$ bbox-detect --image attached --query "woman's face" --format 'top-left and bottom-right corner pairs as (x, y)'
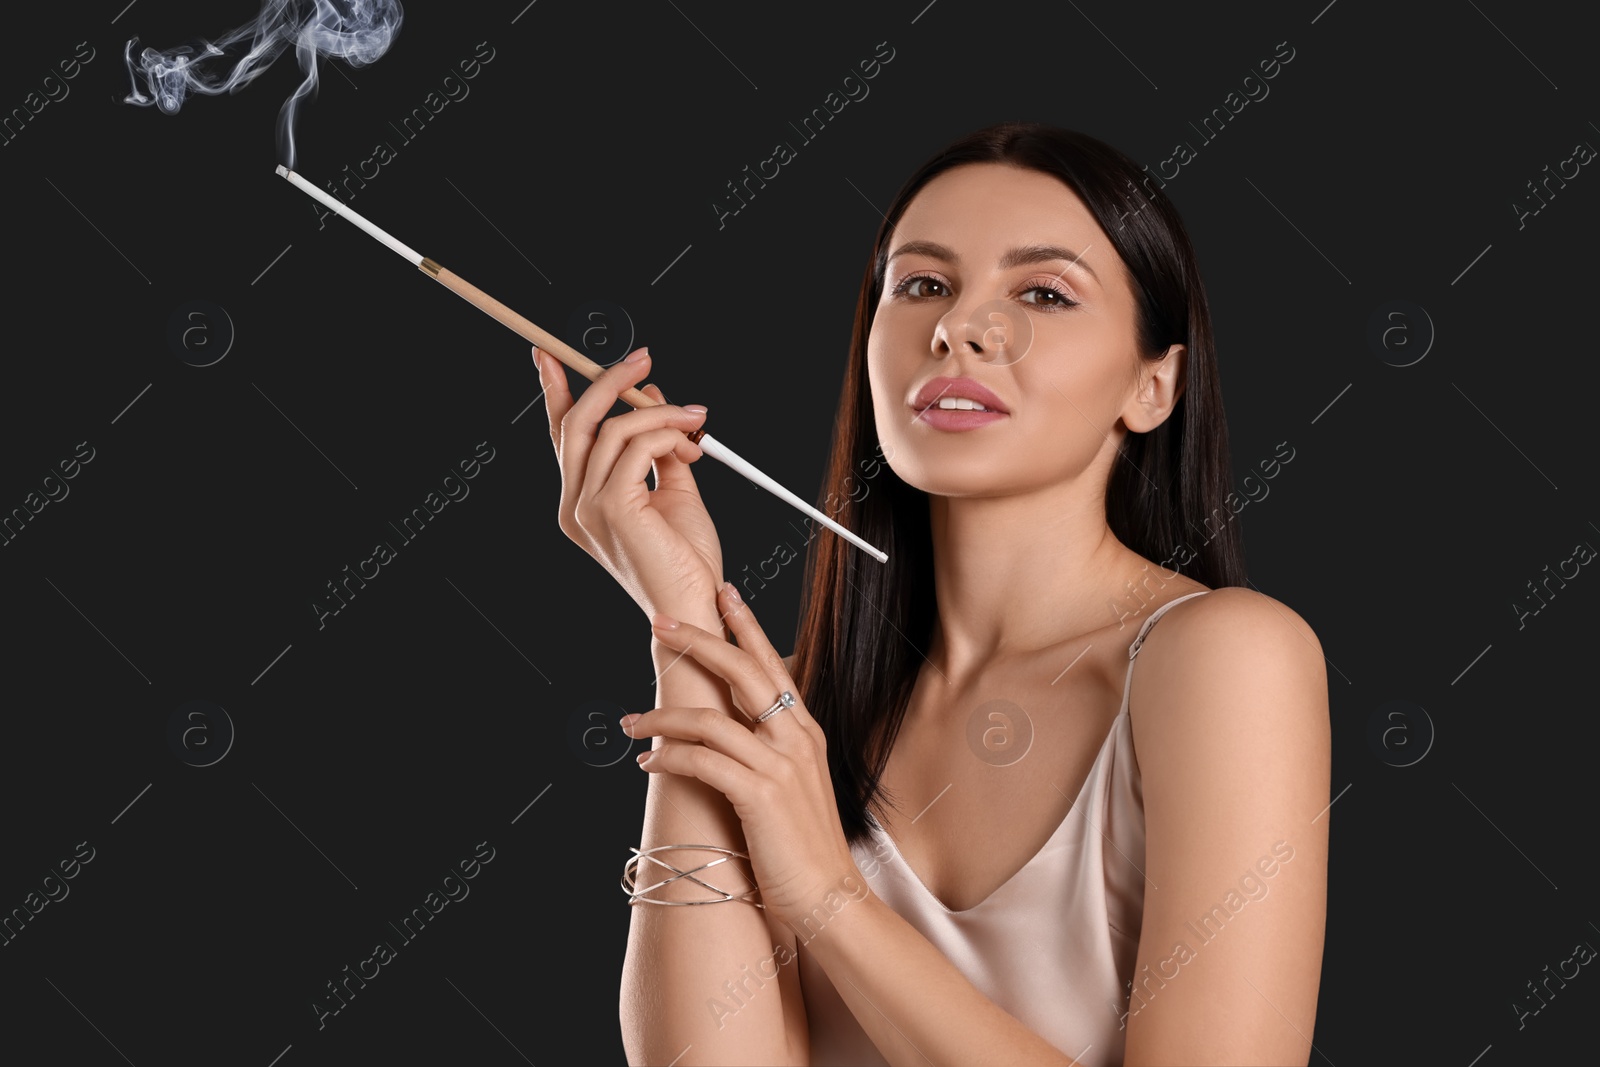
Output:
(868, 162), (1180, 499)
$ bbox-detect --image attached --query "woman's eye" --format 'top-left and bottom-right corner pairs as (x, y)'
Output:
(1020, 284), (1077, 309)
(895, 275), (948, 298)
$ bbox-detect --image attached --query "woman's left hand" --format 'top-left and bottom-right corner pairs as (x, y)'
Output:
(622, 582), (865, 929)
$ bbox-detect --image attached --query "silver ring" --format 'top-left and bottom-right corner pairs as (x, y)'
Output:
(755, 690), (795, 724)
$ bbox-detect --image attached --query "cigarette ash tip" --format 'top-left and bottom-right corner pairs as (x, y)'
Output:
(275, 164), (289, 178)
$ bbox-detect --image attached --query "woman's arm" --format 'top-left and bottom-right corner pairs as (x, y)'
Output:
(619, 612), (809, 1066)
(628, 599), (1077, 1066)
(1122, 587), (1331, 1064)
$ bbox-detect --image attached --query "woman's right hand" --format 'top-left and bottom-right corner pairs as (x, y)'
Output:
(537, 344), (725, 621)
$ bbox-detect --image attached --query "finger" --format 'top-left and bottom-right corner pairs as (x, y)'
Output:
(623, 706), (773, 768)
(635, 734), (765, 808)
(639, 384), (708, 497)
(714, 583), (821, 736)
(720, 583), (799, 687)
(536, 346), (575, 453)
(554, 348), (656, 519)
(584, 426), (707, 517)
(582, 402), (708, 500)
(649, 611), (791, 728)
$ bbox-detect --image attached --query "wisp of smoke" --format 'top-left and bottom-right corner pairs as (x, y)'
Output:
(122, 0), (403, 170)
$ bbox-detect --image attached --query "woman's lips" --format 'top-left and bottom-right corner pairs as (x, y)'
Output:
(911, 405), (1009, 431)
(911, 377), (1010, 414)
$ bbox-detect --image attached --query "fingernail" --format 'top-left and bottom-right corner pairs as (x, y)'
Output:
(722, 582), (742, 604)
(684, 404), (707, 415)
(619, 713), (639, 728)
(625, 347), (650, 364)
(651, 613), (680, 631)
(636, 751), (653, 766)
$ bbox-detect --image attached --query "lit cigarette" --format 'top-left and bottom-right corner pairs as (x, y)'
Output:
(276, 166), (888, 564)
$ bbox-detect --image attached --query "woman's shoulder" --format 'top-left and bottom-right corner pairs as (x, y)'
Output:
(1131, 584), (1328, 737)
(1152, 584), (1322, 653)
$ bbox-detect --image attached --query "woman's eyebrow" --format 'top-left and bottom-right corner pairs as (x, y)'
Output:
(887, 240), (1099, 283)
(999, 243), (1099, 284)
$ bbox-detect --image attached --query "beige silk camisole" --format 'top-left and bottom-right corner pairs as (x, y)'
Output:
(799, 589), (1212, 1066)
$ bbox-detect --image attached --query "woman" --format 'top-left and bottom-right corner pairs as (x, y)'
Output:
(538, 122), (1330, 1066)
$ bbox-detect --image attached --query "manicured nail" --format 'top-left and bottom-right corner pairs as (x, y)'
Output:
(684, 404), (707, 415)
(722, 582), (742, 604)
(636, 751), (653, 766)
(625, 347), (650, 364)
(651, 613), (680, 631)
(619, 713), (640, 728)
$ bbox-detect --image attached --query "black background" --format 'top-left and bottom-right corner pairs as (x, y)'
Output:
(1, 1), (1595, 1064)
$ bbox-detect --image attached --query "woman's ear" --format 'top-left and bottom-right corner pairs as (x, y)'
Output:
(1123, 343), (1186, 433)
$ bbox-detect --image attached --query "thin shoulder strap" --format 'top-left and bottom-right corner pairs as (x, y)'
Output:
(1127, 590), (1212, 661)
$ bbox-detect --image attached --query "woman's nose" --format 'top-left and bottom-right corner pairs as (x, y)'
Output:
(934, 298), (1031, 364)
(933, 297), (990, 358)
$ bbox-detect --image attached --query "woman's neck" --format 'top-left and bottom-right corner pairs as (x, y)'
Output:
(924, 487), (1148, 682)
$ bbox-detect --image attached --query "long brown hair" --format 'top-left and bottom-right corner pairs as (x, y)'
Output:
(790, 122), (1249, 847)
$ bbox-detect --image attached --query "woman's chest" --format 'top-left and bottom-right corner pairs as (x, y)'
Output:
(871, 655), (1127, 912)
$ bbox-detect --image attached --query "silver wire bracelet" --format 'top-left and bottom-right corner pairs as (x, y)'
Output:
(621, 844), (764, 907)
